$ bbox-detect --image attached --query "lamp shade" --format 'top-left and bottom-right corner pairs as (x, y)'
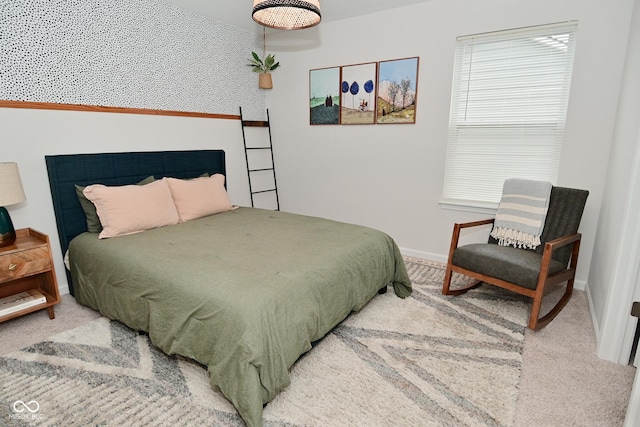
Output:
(253, 0), (321, 30)
(0, 162), (26, 207)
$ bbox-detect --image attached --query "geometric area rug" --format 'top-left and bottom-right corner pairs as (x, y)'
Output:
(0, 257), (529, 426)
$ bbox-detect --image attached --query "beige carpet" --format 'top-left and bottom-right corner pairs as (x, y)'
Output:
(0, 258), (635, 426)
(515, 287), (636, 427)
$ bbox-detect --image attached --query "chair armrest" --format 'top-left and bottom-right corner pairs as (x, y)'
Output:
(544, 232), (582, 250)
(456, 218), (495, 230)
(540, 233), (582, 274)
(447, 218), (495, 261)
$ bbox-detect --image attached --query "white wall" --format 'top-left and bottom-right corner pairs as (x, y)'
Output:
(592, 0), (640, 362)
(265, 0), (635, 291)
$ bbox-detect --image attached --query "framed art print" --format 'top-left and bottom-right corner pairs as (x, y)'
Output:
(340, 62), (377, 125)
(377, 57), (419, 124)
(309, 67), (340, 125)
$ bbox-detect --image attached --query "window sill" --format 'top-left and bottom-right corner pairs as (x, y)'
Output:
(438, 199), (498, 215)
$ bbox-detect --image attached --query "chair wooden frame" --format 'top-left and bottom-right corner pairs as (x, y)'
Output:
(442, 218), (582, 330)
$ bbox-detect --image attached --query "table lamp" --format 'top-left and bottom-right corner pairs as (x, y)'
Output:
(0, 162), (26, 247)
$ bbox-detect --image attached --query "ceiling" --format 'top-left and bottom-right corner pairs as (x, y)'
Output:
(159, 0), (432, 33)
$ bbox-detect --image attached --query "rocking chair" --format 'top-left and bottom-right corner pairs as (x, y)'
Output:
(442, 186), (589, 330)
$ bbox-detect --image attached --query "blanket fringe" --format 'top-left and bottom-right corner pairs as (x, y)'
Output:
(490, 226), (541, 249)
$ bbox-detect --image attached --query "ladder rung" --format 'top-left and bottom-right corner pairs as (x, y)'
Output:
(246, 146), (271, 150)
(242, 120), (269, 127)
(249, 168), (274, 172)
(252, 189), (276, 194)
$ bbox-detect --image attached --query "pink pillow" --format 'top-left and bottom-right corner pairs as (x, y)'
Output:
(165, 174), (233, 222)
(83, 179), (179, 239)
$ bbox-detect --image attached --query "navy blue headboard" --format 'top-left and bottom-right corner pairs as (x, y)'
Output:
(45, 150), (226, 294)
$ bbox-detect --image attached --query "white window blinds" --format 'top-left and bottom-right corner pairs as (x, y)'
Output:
(442, 22), (578, 205)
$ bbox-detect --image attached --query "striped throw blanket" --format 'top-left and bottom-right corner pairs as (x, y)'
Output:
(490, 179), (552, 249)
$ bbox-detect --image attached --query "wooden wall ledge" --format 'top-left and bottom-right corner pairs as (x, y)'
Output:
(0, 100), (240, 120)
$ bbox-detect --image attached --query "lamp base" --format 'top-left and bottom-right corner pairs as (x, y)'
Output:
(0, 206), (17, 248)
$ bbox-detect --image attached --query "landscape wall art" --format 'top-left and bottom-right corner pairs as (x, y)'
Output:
(309, 67), (340, 125)
(309, 56), (419, 125)
(340, 62), (377, 125)
(377, 57), (419, 124)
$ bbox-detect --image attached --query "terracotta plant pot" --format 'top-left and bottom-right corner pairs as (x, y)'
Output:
(259, 73), (273, 89)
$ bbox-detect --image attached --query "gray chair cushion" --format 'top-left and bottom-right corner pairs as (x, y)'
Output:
(453, 243), (566, 290)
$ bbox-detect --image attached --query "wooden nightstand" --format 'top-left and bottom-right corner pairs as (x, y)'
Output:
(0, 228), (61, 322)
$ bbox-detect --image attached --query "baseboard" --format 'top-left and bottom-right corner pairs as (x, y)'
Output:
(58, 282), (70, 296)
(399, 247), (447, 265)
(585, 281), (601, 342)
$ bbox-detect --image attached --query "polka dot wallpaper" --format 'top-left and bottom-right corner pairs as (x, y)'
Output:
(0, 0), (266, 118)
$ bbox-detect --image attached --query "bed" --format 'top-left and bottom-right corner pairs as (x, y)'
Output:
(45, 149), (412, 427)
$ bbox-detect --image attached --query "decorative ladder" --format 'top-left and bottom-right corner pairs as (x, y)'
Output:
(240, 107), (280, 211)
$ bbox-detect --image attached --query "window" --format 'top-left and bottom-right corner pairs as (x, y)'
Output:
(442, 22), (578, 208)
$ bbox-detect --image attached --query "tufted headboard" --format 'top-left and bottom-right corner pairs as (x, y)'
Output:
(45, 150), (226, 293)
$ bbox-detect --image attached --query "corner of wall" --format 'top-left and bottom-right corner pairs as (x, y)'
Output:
(584, 280), (602, 342)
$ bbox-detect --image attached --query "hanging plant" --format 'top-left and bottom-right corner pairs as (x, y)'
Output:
(247, 52), (280, 89)
(247, 52), (280, 73)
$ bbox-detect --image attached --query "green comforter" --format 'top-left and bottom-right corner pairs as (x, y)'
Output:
(69, 207), (412, 426)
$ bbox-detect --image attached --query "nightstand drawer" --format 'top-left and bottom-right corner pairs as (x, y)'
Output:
(0, 247), (51, 284)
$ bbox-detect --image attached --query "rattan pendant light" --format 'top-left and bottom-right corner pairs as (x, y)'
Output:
(252, 0), (321, 30)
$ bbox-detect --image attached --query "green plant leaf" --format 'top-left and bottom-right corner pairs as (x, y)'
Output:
(264, 54), (275, 68)
(247, 52), (281, 73)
